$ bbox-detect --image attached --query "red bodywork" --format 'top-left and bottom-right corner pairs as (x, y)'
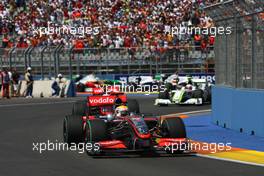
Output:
(81, 88), (188, 153)
(86, 88), (127, 116)
(82, 114), (188, 151)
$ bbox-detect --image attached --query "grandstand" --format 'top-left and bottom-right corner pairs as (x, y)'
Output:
(0, 0), (226, 77)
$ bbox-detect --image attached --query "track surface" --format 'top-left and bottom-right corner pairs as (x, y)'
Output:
(0, 97), (263, 176)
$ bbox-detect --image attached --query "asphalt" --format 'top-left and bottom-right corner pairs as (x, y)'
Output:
(0, 96), (263, 176)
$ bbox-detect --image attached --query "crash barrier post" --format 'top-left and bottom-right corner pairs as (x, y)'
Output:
(40, 46), (48, 80)
(212, 86), (264, 137)
(19, 80), (73, 98)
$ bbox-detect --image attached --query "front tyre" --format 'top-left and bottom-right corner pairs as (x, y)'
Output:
(161, 117), (186, 138)
(63, 115), (84, 145)
(85, 119), (108, 156)
(161, 117), (187, 154)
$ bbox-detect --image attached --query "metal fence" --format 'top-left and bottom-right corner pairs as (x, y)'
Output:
(205, 0), (264, 89)
(0, 45), (214, 78)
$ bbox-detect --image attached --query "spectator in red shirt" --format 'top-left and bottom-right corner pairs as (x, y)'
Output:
(201, 39), (208, 53)
(16, 37), (28, 48)
(2, 34), (9, 48)
(209, 36), (215, 50)
(194, 34), (202, 50)
(74, 39), (85, 54)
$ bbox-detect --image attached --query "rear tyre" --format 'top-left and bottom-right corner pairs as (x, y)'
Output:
(63, 115), (84, 145)
(127, 99), (140, 113)
(157, 90), (170, 106)
(192, 89), (203, 99)
(203, 87), (212, 103)
(72, 100), (88, 116)
(85, 119), (108, 156)
(165, 83), (173, 92)
(191, 89), (203, 105)
(158, 90), (170, 99)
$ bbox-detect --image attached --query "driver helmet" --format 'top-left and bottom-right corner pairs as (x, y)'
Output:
(172, 78), (179, 85)
(115, 105), (129, 117)
(186, 84), (193, 90)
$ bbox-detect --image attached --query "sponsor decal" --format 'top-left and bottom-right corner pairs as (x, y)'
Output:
(89, 96), (115, 105)
(93, 88), (104, 94)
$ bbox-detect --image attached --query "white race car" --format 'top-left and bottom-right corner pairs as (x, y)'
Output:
(155, 78), (212, 106)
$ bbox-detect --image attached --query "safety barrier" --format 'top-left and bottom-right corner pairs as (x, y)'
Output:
(0, 46), (215, 77)
(212, 86), (264, 137)
(19, 80), (74, 98)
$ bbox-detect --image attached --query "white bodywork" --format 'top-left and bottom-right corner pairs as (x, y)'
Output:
(128, 76), (154, 85)
(155, 78), (207, 106)
(78, 74), (98, 84)
(155, 97), (203, 105)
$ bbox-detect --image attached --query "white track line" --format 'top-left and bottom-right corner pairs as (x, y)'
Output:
(196, 154), (264, 167)
(163, 109), (211, 116)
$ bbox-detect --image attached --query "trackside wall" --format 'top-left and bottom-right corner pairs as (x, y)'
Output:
(19, 80), (75, 97)
(212, 86), (264, 137)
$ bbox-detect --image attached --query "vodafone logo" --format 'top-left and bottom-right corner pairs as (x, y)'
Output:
(89, 97), (115, 104)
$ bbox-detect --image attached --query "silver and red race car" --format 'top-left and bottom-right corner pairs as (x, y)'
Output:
(63, 88), (188, 156)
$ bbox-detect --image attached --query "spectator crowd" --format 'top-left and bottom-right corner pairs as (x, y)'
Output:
(0, 0), (224, 50)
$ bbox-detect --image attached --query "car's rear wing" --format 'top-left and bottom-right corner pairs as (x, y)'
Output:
(91, 86), (124, 95)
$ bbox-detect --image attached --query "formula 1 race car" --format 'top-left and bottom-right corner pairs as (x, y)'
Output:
(63, 89), (188, 156)
(155, 78), (212, 106)
(76, 74), (123, 93)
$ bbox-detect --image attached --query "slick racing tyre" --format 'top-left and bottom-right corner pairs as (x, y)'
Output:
(165, 83), (173, 92)
(157, 90), (170, 106)
(63, 115), (84, 145)
(158, 90), (170, 99)
(85, 119), (108, 156)
(203, 86), (212, 103)
(72, 100), (88, 116)
(161, 117), (186, 138)
(192, 89), (203, 99)
(127, 99), (140, 113)
(161, 117), (187, 154)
